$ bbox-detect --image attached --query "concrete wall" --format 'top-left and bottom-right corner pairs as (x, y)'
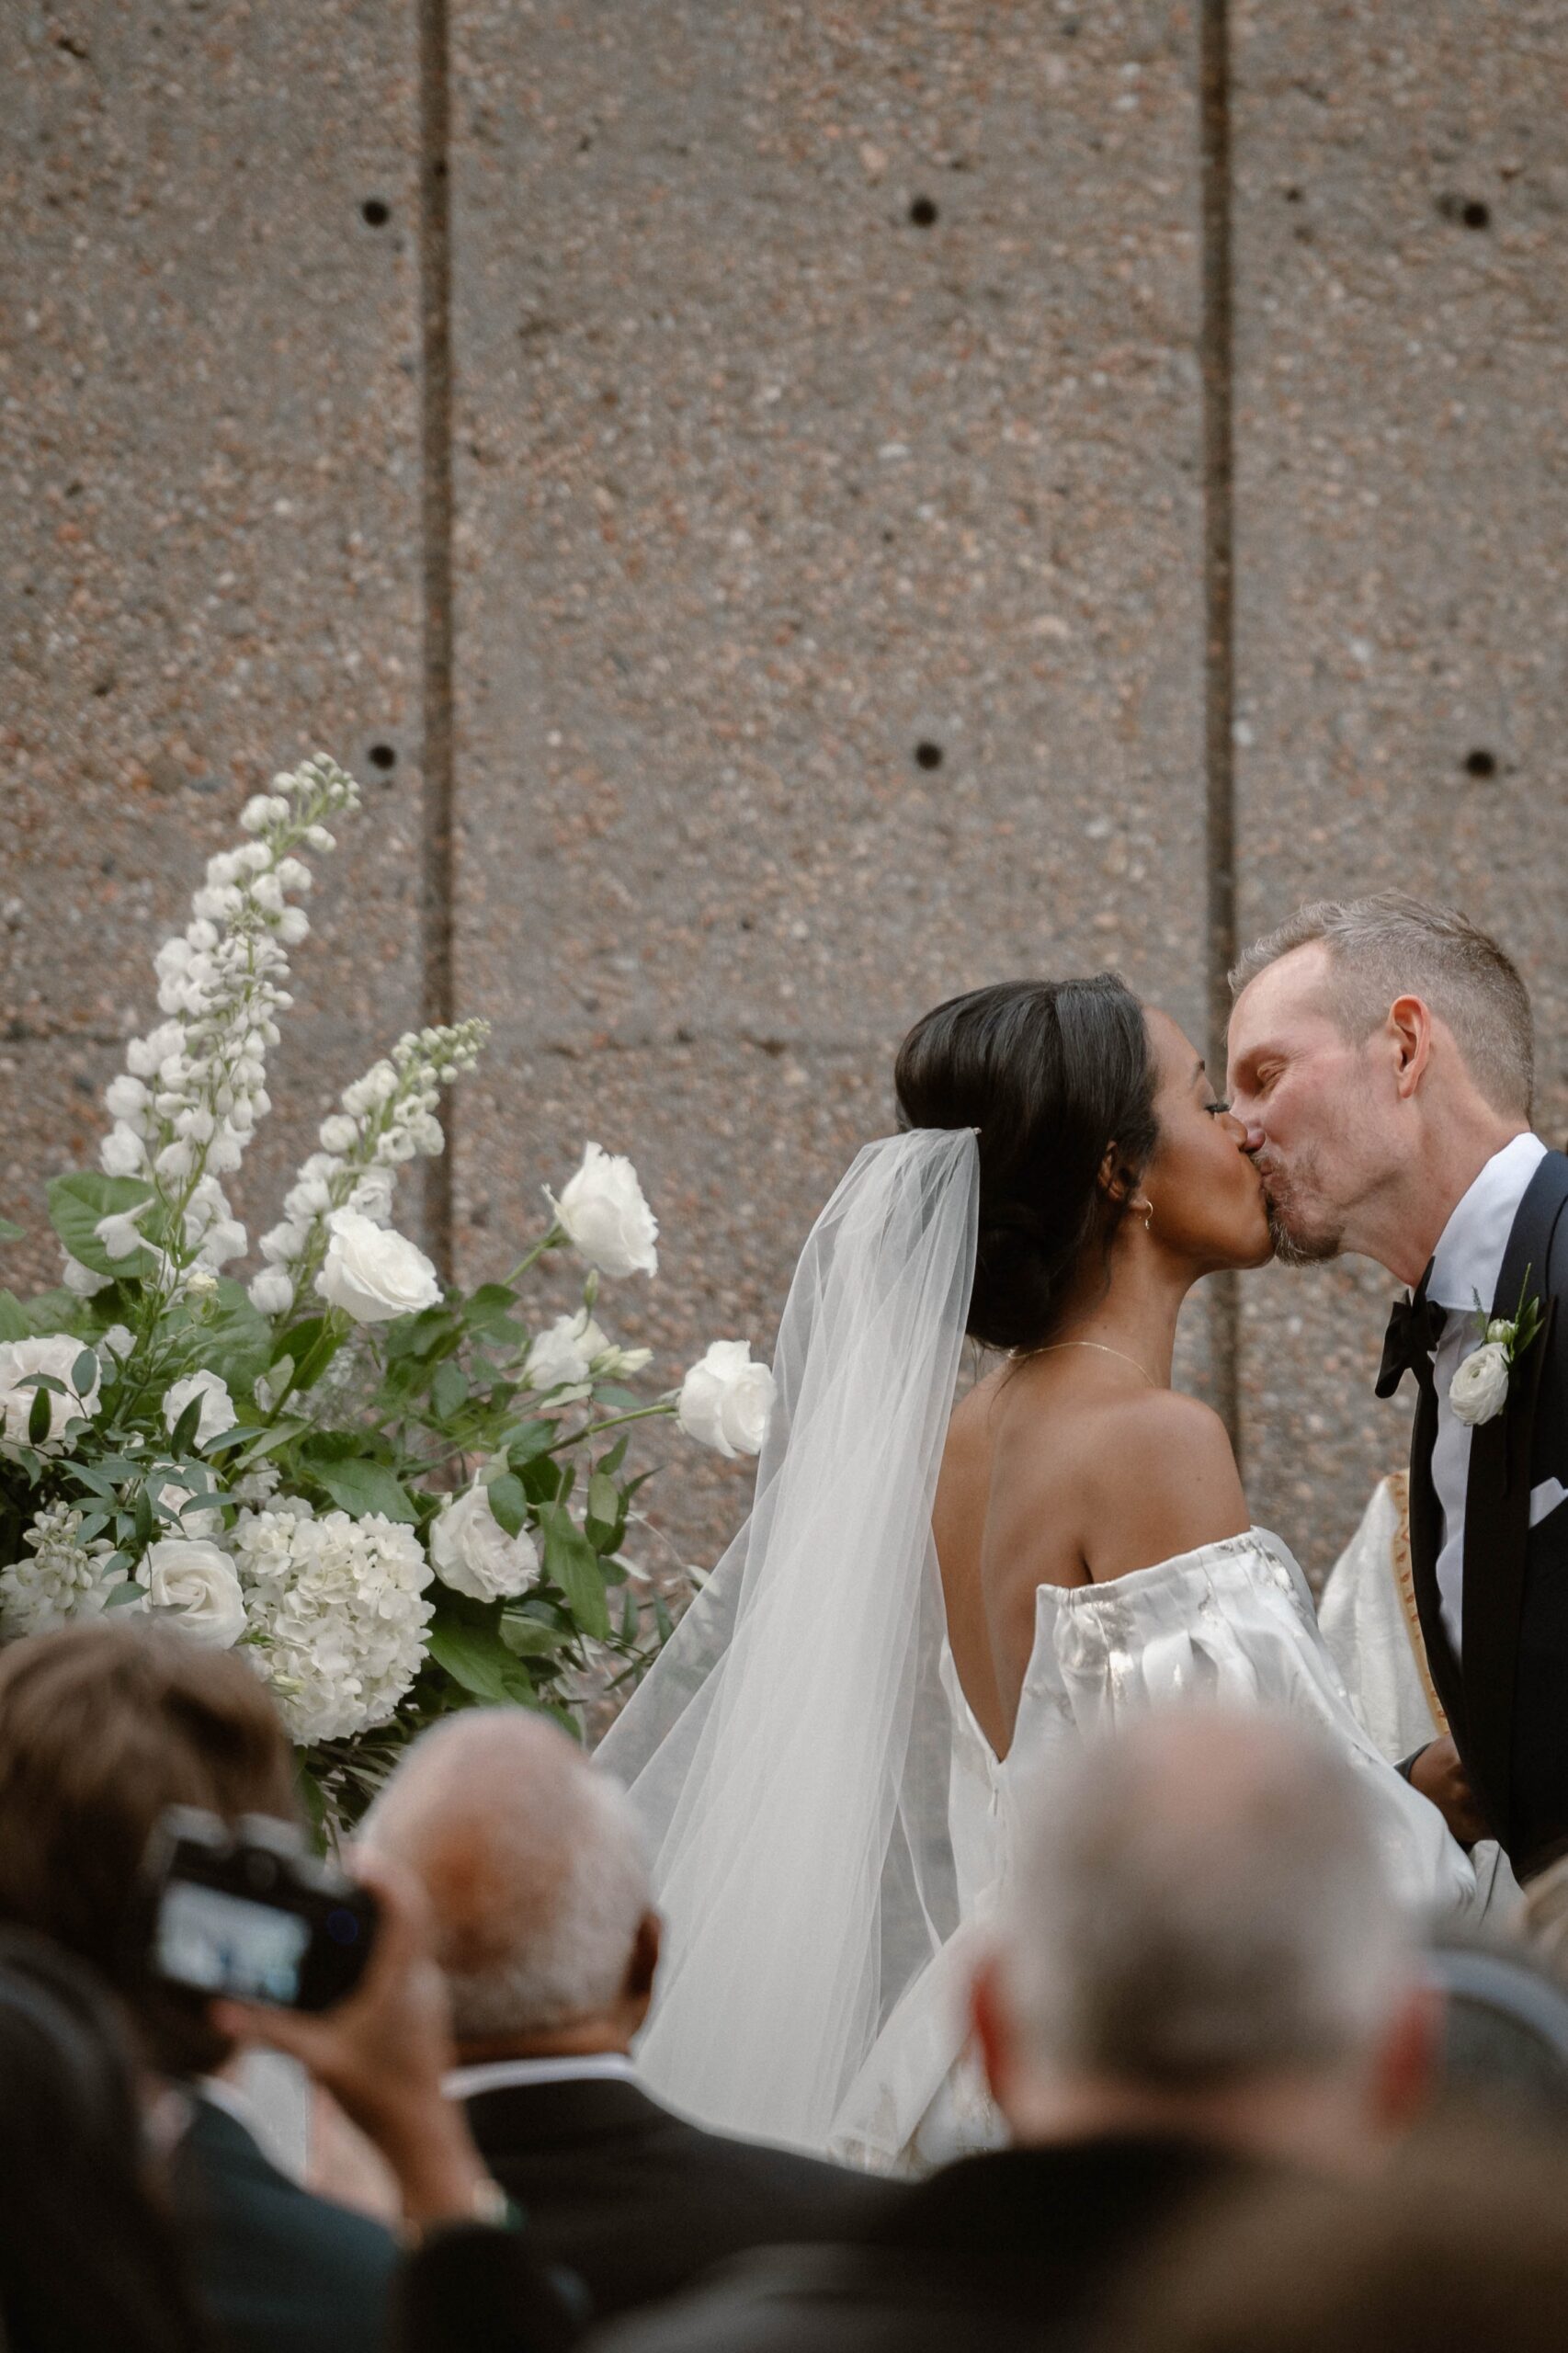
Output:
(4, 2), (1562, 1581)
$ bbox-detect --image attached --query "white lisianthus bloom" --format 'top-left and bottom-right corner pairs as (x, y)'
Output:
(163, 1370), (238, 1449)
(0, 1337), (102, 1449)
(154, 1481), (225, 1542)
(430, 1482), (542, 1602)
(528, 1310), (607, 1392)
(101, 1123), (147, 1178)
(99, 1325), (136, 1362)
(1449, 1340), (1512, 1427)
(677, 1340), (777, 1460)
(248, 1267), (295, 1317)
(548, 1142), (659, 1280)
(62, 1256), (111, 1298)
(316, 1209), (441, 1324)
(142, 1539), (247, 1647)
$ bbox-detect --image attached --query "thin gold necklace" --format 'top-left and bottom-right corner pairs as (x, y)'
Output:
(1034, 1340), (1161, 1389)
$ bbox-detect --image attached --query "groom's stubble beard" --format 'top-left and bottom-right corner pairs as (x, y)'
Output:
(1256, 1147), (1346, 1267)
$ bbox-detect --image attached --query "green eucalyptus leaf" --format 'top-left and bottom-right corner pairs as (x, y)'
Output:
(537, 1501), (608, 1640)
(104, 1579), (146, 1611)
(312, 1460), (419, 1525)
(504, 1421), (556, 1468)
(71, 1348), (99, 1396)
(619, 1587), (638, 1643)
(427, 1617), (534, 1705)
(273, 1316), (325, 1370)
(587, 1472), (619, 1529)
(201, 1282), (274, 1390)
(483, 1472), (529, 1540)
(598, 1433), (631, 1478)
(26, 1384), (52, 1446)
(0, 1292), (30, 1344)
(47, 1173), (156, 1279)
(498, 1612), (563, 1658)
(431, 1360), (469, 1423)
(169, 1395), (203, 1458)
(133, 1484), (154, 1546)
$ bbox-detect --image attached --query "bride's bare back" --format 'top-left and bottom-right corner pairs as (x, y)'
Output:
(934, 1352), (1250, 1756)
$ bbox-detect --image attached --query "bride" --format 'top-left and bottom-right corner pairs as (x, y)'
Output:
(597, 975), (1475, 2172)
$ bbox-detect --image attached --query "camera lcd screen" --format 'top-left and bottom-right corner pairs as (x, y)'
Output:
(155, 1879), (312, 2006)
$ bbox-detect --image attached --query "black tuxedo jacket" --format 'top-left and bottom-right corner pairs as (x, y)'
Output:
(463, 2072), (884, 2325)
(1408, 1146), (1568, 1880)
(585, 2134), (1254, 2353)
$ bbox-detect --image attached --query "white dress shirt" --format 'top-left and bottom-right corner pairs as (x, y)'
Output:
(1426, 1132), (1549, 1659)
(444, 2052), (641, 2100)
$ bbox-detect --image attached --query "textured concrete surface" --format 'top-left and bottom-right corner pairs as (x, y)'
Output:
(1231, 0), (1568, 1579)
(1, 1), (426, 1290)
(449, 0), (1213, 1566)
(7, 1), (1563, 1590)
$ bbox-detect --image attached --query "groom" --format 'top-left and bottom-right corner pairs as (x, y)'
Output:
(1226, 892), (1568, 1881)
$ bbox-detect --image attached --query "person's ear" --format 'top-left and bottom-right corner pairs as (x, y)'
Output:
(1388, 995), (1435, 1100)
(1368, 1980), (1442, 2134)
(621, 1910), (662, 2034)
(1097, 1142), (1135, 1208)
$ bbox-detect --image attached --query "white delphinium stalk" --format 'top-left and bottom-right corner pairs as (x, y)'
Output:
(0, 1503), (129, 1637)
(98, 756), (361, 1303)
(251, 1019), (487, 1316)
(232, 1505), (434, 1744)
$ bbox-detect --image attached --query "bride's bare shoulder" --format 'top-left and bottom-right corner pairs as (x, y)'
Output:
(1077, 1389), (1250, 1572)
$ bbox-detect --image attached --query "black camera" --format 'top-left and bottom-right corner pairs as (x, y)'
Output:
(140, 1807), (379, 2013)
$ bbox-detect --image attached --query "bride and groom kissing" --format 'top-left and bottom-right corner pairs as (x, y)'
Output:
(599, 888), (1568, 2171)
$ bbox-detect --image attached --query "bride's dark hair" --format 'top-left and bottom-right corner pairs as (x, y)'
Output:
(894, 975), (1158, 1353)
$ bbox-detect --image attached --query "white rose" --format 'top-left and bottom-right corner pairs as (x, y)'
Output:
(430, 1483), (542, 1602)
(0, 1337), (102, 1449)
(677, 1340), (776, 1460)
(142, 1539), (247, 1648)
(248, 1268), (295, 1317)
(99, 1325), (135, 1362)
(163, 1370), (238, 1449)
(316, 1209), (441, 1324)
(548, 1142), (659, 1280)
(1449, 1340), (1512, 1427)
(528, 1310), (607, 1392)
(154, 1481), (225, 1542)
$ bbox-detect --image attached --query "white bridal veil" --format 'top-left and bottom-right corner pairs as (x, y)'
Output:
(597, 1126), (981, 2154)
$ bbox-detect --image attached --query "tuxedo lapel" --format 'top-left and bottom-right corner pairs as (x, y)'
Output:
(1407, 1380), (1465, 1741)
(1460, 1156), (1568, 1834)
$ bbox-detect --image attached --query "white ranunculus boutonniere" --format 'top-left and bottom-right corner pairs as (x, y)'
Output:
(1449, 1267), (1545, 1428)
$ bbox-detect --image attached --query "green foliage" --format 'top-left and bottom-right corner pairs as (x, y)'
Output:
(47, 1173), (157, 1279)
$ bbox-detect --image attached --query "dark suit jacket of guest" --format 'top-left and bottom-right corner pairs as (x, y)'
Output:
(170, 2094), (399, 2353)
(1407, 1148), (1568, 1878)
(585, 2133), (1251, 2353)
(463, 2071), (885, 2325)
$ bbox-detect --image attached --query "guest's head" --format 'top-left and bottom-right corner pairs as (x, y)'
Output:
(0, 1927), (211, 2352)
(1228, 892), (1532, 1267)
(972, 1708), (1436, 2168)
(363, 1710), (658, 2056)
(0, 1620), (299, 2076)
(1112, 2122), (1568, 2353)
(895, 976), (1269, 1352)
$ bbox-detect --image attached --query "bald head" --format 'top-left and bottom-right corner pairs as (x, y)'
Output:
(364, 1711), (653, 2046)
(999, 1709), (1414, 2092)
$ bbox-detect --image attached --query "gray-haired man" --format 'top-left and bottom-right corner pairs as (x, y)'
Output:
(1228, 892), (1568, 1877)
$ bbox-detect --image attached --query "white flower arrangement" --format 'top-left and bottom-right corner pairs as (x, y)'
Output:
(0, 753), (776, 1831)
(1450, 1270), (1544, 1429)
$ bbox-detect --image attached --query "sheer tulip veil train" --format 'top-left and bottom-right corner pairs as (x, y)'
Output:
(597, 1130), (1477, 2172)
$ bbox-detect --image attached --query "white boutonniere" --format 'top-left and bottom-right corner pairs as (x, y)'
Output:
(1449, 1266), (1545, 1427)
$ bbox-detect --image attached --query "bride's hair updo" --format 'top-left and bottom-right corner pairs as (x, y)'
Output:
(894, 975), (1158, 1354)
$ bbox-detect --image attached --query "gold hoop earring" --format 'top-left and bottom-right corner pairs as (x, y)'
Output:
(1132, 1194), (1154, 1234)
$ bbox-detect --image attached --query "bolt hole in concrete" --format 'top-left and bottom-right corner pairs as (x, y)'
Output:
(361, 198), (391, 227)
(1462, 199), (1491, 229)
(1464, 749), (1497, 779)
(909, 196), (939, 227)
(915, 741), (945, 771)
(368, 742), (397, 774)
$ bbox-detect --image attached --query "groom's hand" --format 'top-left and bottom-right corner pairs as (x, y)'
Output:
(1409, 1736), (1488, 1846)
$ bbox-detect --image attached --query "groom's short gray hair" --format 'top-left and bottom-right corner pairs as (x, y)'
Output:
(1231, 891), (1533, 1119)
(1000, 1710), (1414, 2086)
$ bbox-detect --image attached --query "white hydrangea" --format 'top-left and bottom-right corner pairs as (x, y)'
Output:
(233, 1506), (434, 1745)
(0, 1503), (129, 1638)
(93, 756), (359, 1292)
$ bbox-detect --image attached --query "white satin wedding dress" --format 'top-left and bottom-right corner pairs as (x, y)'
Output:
(599, 1129), (1477, 2177)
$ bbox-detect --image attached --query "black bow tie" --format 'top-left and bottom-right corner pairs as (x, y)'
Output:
(1376, 1280), (1448, 1401)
